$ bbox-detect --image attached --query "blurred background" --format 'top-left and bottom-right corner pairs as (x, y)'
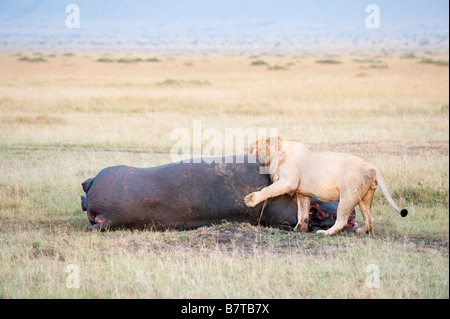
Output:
(0, 0), (448, 52)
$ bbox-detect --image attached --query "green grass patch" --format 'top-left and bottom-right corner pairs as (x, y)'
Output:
(268, 65), (288, 71)
(251, 60), (269, 66)
(18, 57), (47, 63)
(97, 58), (115, 63)
(401, 53), (417, 59)
(420, 58), (449, 67)
(353, 59), (382, 63)
(392, 182), (448, 207)
(116, 58), (140, 64)
(145, 58), (160, 62)
(315, 59), (342, 65)
(362, 64), (389, 69)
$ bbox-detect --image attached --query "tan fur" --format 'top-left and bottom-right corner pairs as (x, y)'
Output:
(244, 136), (405, 235)
(250, 136), (297, 182)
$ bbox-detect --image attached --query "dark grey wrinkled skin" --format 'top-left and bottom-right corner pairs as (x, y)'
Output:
(81, 155), (299, 231)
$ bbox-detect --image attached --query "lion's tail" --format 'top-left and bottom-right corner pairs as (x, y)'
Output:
(375, 168), (408, 217)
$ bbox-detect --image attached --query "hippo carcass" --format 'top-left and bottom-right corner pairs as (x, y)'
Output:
(80, 155), (304, 231)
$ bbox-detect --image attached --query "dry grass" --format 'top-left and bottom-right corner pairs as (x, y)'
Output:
(0, 51), (448, 298)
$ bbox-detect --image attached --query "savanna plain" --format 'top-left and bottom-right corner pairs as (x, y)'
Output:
(0, 50), (448, 298)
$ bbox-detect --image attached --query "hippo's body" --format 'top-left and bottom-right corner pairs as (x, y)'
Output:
(81, 156), (302, 231)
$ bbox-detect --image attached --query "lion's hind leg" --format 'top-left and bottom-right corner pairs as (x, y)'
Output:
(316, 189), (361, 236)
(317, 170), (376, 236)
(357, 177), (377, 234)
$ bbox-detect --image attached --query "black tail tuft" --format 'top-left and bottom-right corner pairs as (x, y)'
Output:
(400, 209), (408, 217)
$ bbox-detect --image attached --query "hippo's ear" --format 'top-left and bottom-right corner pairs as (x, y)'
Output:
(81, 178), (95, 193)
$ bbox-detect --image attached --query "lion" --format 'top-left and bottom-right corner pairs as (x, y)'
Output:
(244, 136), (408, 235)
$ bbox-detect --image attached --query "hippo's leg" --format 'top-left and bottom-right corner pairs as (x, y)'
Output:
(87, 210), (96, 224)
(85, 215), (112, 232)
(86, 223), (102, 231)
(85, 219), (111, 232)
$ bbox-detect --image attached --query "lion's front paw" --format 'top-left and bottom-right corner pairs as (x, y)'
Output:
(244, 193), (258, 208)
(293, 222), (308, 233)
(316, 229), (329, 236)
